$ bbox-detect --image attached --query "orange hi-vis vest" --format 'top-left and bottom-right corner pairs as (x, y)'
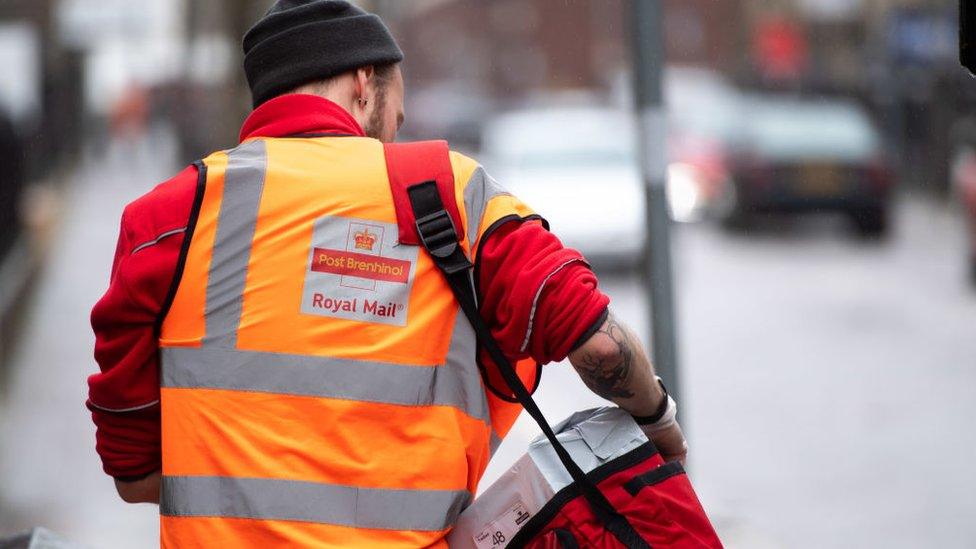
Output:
(157, 135), (539, 547)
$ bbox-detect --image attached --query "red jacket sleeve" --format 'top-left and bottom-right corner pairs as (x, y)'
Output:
(87, 165), (198, 479)
(477, 219), (610, 365)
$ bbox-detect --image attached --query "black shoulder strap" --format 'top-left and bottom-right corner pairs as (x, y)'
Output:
(406, 180), (651, 549)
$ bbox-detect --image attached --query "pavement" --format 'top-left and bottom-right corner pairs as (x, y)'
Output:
(0, 137), (175, 548)
(2, 140), (975, 548)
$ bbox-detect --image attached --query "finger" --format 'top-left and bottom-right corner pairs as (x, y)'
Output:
(662, 450), (687, 465)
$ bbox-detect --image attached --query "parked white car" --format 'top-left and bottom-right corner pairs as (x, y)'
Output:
(482, 106), (645, 267)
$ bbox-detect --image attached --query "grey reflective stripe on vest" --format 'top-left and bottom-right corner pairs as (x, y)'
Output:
(462, 166), (510, 250)
(161, 476), (470, 532)
(161, 307), (489, 421)
(443, 304), (486, 419)
(489, 431), (503, 456)
(204, 140), (267, 349)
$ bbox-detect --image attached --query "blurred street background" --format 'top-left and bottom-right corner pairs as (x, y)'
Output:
(1, 0), (975, 548)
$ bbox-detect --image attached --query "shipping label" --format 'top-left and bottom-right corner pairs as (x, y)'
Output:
(473, 500), (533, 549)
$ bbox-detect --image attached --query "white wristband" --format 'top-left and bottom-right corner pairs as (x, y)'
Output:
(640, 395), (677, 435)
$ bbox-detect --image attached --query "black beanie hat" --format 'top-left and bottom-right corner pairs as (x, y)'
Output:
(243, 0), (403, 108)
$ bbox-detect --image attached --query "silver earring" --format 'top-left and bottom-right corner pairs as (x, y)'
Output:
(359, 97), (368, 107)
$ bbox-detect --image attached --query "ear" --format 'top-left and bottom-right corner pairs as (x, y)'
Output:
(354, 65), (376, 99)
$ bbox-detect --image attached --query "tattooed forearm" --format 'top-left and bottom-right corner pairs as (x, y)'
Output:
(569, 312), (662, 416)
(573, 318), (636, 400)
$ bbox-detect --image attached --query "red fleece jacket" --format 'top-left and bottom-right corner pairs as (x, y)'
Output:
(87, 95), (610, 479)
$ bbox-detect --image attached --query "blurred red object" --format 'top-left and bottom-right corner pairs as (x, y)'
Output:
(753, 17), (809, 83)
(109, 84), (149, 139)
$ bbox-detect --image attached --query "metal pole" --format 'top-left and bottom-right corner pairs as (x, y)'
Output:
(629, 0), (681, 406)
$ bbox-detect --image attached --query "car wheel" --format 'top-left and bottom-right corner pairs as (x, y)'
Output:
(851, 208), (888, 238)
(721, 209), (753, 231)
(718, 181), (752, 231)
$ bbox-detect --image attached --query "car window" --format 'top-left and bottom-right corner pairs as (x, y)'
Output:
(743, 99), (881, 161)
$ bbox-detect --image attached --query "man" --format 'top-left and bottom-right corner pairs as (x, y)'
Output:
(87, 1), (688, 546)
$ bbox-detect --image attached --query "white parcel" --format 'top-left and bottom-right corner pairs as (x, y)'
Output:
(447, 407), (649, 548)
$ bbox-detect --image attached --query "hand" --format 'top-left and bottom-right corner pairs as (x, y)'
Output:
(641, 420), (688, 466)
(115, 470), (161, 504)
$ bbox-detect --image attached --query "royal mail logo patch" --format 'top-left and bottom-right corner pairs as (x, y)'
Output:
(301, 217), (417, 326)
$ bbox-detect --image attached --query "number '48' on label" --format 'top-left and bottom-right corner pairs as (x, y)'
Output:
(473, 501), (532, 549)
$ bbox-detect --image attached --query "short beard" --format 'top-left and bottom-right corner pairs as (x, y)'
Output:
(363, 84), (388, 140)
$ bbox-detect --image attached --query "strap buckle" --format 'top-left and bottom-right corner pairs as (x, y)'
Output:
(415, 209), (472, 275)
(415, 209), (460, 259)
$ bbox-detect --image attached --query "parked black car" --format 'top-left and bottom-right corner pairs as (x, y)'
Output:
(720, 96), (893, 237)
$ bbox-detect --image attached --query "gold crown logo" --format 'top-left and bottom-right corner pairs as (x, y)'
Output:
(354, 229), (377, 251)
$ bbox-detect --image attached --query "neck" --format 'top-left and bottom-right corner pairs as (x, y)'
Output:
(290, 80), (368, 130)
(238, 94), (367, 142)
